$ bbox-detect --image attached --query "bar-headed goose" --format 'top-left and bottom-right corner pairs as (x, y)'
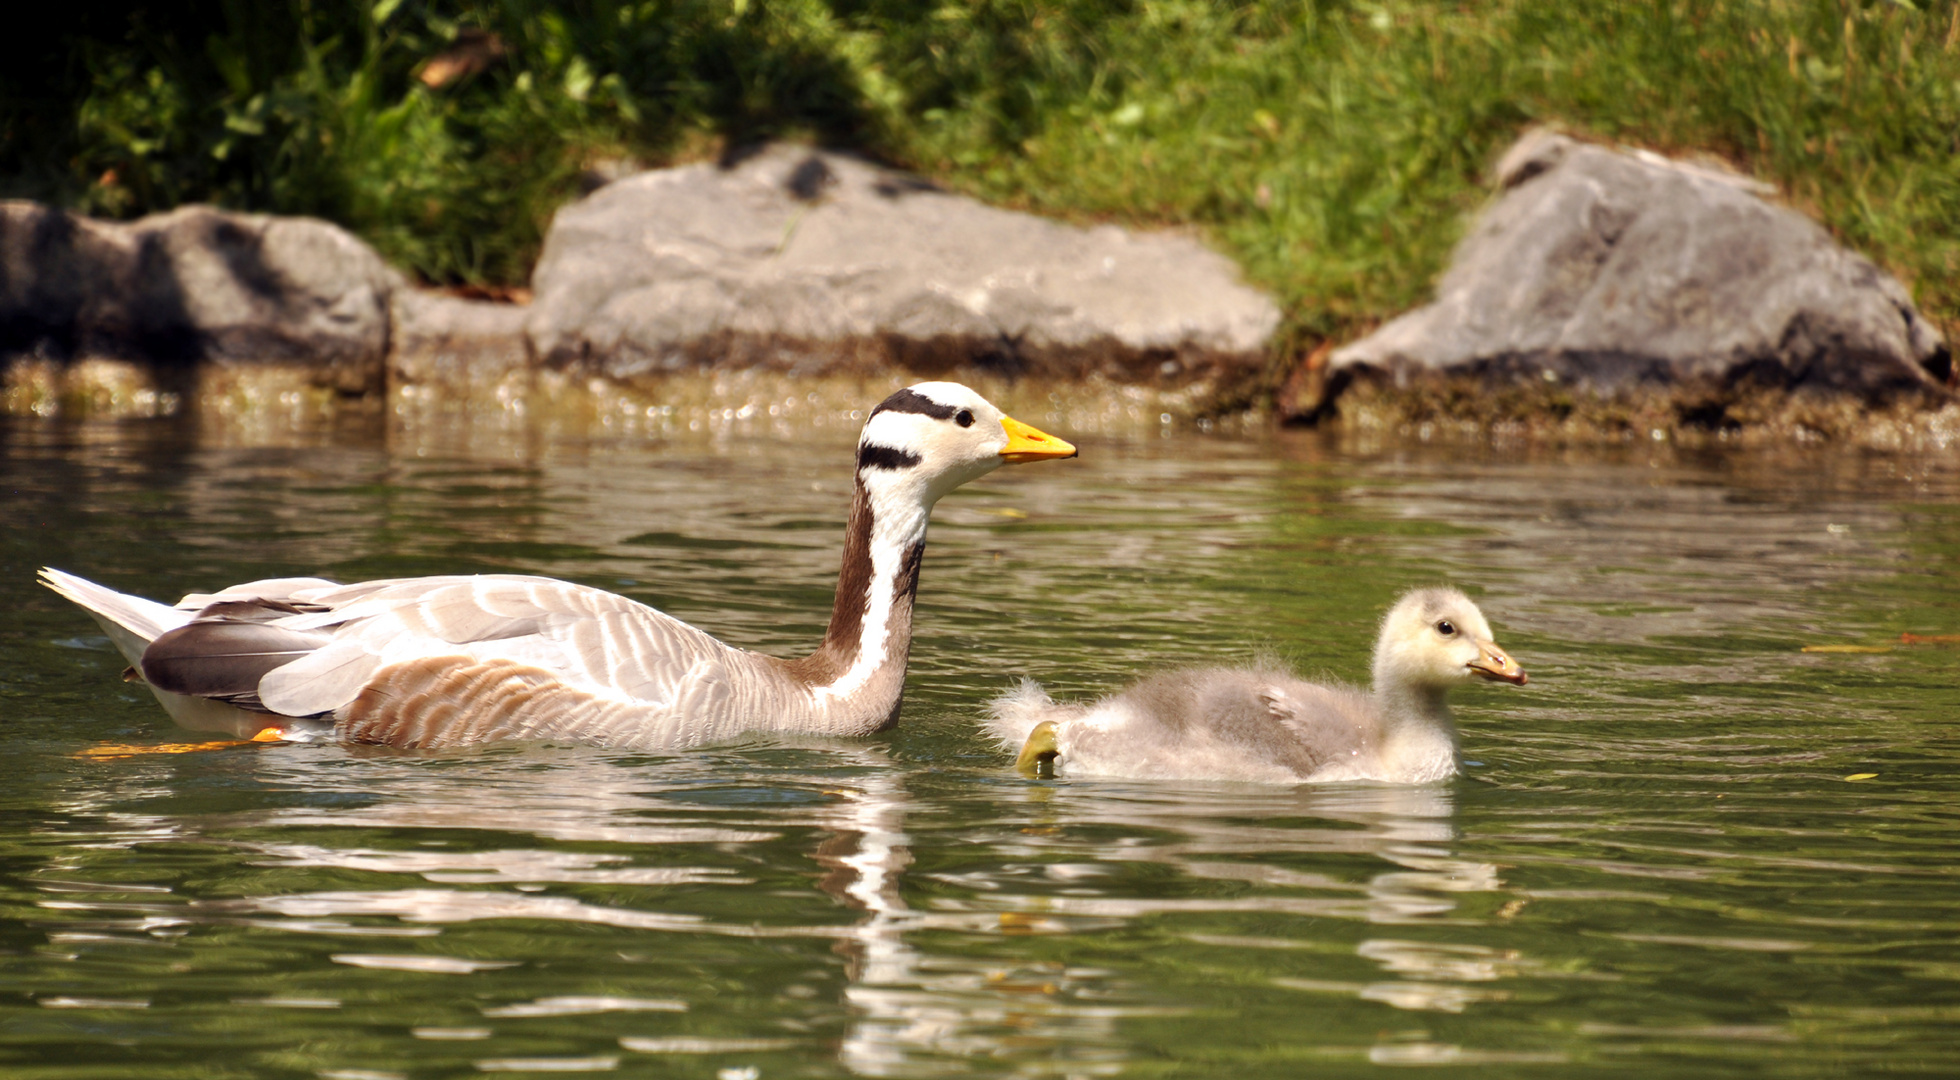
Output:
(988, 587), (1526, 784)
(44, 382), (1076, 751)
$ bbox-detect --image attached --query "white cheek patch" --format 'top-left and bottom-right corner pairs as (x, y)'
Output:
(858, 410), (930, 451)
(857, 413), (944, 479)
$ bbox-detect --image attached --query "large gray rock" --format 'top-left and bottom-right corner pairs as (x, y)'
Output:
(1329, 131), (1950, 403)
(0, 202), (397, 393)
(527, 144), (1280, 385)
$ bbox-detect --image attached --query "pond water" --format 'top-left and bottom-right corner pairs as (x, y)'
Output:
(2, 401), (1958, 1078)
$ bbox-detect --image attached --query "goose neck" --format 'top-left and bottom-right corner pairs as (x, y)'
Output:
(800, 475), (934, 727)
(1371, 678), (1459, 779)
(1371, 674), (1458, 741)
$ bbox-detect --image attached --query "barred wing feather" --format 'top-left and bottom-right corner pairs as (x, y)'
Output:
(251, 576), (750, 732)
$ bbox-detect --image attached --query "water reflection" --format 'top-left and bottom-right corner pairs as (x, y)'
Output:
(1346, 454), (1910, 657)
(9, 415), (1960, 1075)
(26, 739), (1536, 1074)
(979, 781), (1489, 923)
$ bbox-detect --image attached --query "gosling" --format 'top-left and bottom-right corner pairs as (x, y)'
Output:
(986, 587), (1527, 784)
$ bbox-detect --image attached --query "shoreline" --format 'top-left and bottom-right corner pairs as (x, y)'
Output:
(8, 357), (1958, 457)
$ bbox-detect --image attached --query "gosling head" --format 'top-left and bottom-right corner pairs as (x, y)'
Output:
(1373, 587), (1528, 692)
(856, 382), (1078, 505)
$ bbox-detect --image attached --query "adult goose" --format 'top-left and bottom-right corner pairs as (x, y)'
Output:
(988, 587), (1527, 784)
(44, 382), (1076, 751)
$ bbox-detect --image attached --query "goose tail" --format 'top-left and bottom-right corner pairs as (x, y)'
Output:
(41, 567), (302, 739)
(39, 567), (193, 666)
(984, 678), (1076, 750)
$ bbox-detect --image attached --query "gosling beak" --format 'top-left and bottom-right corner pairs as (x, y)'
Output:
(1000, 415), (1078, 463)
(1467, 640), (1529, 685)
(1016, 721), (1062, 779)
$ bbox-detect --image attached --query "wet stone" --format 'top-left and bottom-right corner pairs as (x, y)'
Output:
(524, 144), (1281, 393)
(1321, 131), (1953, 432)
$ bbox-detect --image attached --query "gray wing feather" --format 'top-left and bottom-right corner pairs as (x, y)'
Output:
(51, 569), (744, 736)
(410, 581), (545, 643)
(141, 621), (334, 710)
(1259, 679), (1374, 773)
(175, 578), (344, 609)
(260, 575), (728, 718)
(258, 645), (385, 717)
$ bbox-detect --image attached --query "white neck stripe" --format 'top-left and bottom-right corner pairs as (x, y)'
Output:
(814, 476), (931, 703)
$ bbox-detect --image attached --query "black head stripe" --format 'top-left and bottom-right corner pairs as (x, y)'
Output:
(858, 443), (923, 471)
(870, 387), (958, 421)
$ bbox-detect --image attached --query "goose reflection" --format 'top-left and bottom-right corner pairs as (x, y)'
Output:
(791, 749), (1150, 1077)
(826, 775), (1517, 1074)
(976, 779), (1495, 926)
(30, 744), (1145, 1075)
(29, 746), (1521, 1075)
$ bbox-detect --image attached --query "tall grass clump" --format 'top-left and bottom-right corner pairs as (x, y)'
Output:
(8, 1), (1959, 345)
(875, 1), (1960, 343)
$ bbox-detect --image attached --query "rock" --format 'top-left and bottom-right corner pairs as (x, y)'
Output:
(0, 170), (1284, 421)
(389, 289), (532, 393)
(0, 202), (397, 394)
(1327, 132), (1950, 419)
(527, 144), (1279, 389)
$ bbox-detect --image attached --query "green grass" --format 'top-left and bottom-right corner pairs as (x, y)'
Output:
(10, 1), (1960, 353)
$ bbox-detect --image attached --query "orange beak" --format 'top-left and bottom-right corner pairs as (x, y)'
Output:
(1467, 639), (1528, 685)
(999, 415), (1078, 463)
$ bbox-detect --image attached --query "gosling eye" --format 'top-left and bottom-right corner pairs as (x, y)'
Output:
(955, 409), (975, 428)
(1436, 620), (1457, 637)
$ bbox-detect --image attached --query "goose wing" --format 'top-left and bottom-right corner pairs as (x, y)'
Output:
(1252, 677), (1375, 776)
(145, 575), (745, 741)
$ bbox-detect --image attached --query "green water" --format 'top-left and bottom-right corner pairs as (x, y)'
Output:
(3, 411), (1958, 1078)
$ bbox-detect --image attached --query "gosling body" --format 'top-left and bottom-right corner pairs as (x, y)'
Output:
(988, 587), (1526, 784)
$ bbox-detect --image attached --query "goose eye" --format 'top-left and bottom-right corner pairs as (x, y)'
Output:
(955, 409), (975, 428)
(1436, 620), (1456, 637)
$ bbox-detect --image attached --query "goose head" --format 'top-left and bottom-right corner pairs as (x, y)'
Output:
(856, 382), (1077, 506)
(1372, 587), (1528, 693)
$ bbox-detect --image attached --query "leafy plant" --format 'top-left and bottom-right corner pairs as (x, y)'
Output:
(6, 0), (1956, 344)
